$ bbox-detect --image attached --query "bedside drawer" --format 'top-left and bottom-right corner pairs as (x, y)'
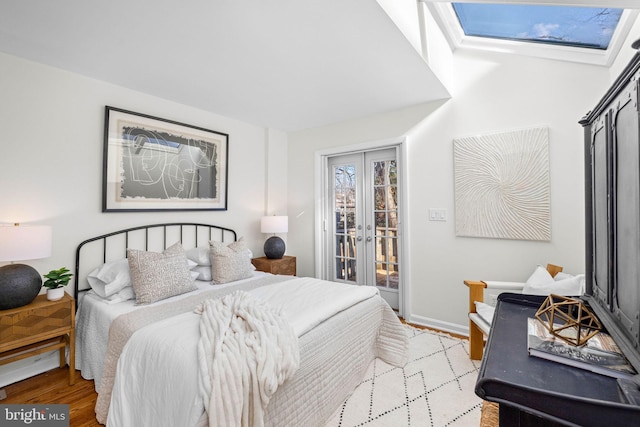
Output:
(251, 256), (296, 276)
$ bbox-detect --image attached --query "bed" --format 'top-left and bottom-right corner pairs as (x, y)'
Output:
(74, 223), (408, 427)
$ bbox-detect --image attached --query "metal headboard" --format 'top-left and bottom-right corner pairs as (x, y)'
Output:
(74, 223), (237, 301)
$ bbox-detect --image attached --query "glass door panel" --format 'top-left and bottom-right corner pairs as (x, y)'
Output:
(331, 158), (362, 284)
(368, 153), (399, 307)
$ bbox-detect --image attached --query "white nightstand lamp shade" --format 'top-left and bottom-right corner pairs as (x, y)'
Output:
(261, 216), (288, 259)
(0, 224), (52, 310)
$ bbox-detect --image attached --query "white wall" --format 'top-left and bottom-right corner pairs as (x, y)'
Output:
(0, 52), (286, 384)
(289, 41), (613, 334)
(0, 51), (285, 275)
(405, 48), (609, 331)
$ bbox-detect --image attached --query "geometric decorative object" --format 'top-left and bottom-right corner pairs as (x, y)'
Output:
(453, 126), (550, 241)
(535, 294), (602, 346)
(0, 224), (52, 310)
(261, 216), (288, 259)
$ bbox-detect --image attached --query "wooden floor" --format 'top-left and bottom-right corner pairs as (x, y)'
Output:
(0, 321), (468, 427)
(1, 368), (100, 427)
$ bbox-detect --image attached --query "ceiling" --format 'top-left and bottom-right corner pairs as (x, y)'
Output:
(0, 0), (450, 131)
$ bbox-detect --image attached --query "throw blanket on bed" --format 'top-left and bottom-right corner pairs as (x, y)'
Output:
(95, 275), (289, 425)
(196, 291), (299, 427)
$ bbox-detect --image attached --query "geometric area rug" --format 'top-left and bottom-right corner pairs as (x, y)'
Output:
(324, 326), (483, 427)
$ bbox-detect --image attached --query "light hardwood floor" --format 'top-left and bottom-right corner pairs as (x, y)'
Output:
(1, 368), (99, 427)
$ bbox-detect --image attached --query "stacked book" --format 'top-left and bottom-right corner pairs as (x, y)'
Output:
(527, 317), (637, 379)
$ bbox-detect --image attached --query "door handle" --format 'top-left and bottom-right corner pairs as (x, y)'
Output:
(357, 236), (363, 242)
(366, 236), (372, 242)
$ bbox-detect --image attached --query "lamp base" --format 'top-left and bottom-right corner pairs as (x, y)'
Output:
(264, 236), (285, 259)
(0, 264), (42, 310)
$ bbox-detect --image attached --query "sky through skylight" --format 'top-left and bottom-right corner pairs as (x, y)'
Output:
(452, 4), (623, 50)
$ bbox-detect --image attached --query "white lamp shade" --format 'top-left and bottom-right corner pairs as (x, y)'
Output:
(261, 216), (288, 234)
(0, 224), (52, 262)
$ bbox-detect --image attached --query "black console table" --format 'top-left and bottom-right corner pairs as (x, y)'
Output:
(475, 293), (640, 426)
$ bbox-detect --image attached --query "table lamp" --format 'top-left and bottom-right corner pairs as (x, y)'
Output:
(0, 224), (52, 310)
(261, 216), (288, 259)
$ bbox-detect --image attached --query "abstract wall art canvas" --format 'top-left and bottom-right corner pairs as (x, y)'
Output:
(103, 107), (228, 211)
(453, 127), (550, 241)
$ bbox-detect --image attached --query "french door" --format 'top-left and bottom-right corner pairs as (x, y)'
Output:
(326, 148), (400, 310)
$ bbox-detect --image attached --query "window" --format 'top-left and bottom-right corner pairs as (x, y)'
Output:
(452, 4), (623, 50)
(424, 1), (639, 66)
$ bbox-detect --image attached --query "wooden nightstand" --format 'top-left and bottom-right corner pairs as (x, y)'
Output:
(0, 293), (75, 385)
(251, 256), (296, 276)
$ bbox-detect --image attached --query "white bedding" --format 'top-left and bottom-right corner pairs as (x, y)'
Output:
(76, 274), (407, 427)
(76, 272), (273, 389)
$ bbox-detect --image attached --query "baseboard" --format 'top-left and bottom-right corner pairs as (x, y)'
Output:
(408, 314), (469, 337)
(0, 350), (59, 388)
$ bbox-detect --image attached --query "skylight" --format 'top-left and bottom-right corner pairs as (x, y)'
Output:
(423, 1), (638, 66)
(452, 4), (623, 50)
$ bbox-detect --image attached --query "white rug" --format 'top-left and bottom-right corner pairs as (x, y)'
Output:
(325, 326), (483, 427)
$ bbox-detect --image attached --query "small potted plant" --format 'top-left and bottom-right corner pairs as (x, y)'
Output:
(43, 267), (72, 301)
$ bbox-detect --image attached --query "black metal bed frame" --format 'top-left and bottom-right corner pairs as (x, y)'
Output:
(74, 223), (236, 301)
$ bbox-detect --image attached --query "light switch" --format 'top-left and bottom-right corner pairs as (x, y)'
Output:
(429, 208), (447, 221)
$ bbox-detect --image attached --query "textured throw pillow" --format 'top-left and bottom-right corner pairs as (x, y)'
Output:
(128, 243), (197, 305)
(87, 259), (131, 298)
(209, 238), (254, 284)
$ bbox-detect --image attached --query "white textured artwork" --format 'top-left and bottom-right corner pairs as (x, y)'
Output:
(453, 127), (550, 241)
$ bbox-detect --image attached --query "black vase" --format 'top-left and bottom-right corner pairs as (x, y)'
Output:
(0, 264), (42, 310)
(264, 236), (285, 259)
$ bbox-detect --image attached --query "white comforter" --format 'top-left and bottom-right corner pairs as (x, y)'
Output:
(105, 277), (382, 427)
(76, 276), (258, 389)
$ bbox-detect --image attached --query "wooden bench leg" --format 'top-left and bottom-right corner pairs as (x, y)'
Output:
(469, 321), (484, 360)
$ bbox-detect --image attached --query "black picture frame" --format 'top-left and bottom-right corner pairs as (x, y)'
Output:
(102, 106), (229, 212)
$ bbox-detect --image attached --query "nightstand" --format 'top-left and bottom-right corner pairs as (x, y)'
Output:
(0, 293), (75, 385)
(251, 256), (296, 276)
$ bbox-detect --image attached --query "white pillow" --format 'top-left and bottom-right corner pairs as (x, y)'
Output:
(193, 265), (212, 281)
(549, 274), (585, 296)
(87, 259), (131, 298)
(553, 272), (573, 281)
(186, 246), (211, 266)
(93, 286), (136, 304)
(523, 265), (584, 296)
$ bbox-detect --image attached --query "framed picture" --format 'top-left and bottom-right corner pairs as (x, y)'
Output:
(453, 126), (550, 241)
(102, 106), (228, 212)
